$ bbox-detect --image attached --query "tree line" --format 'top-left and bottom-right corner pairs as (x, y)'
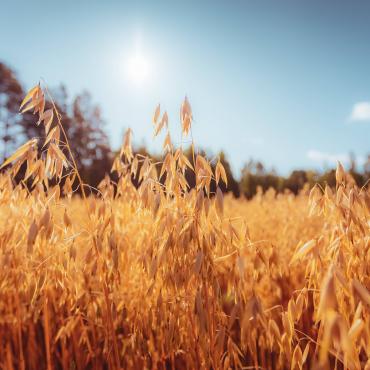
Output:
(1, 62), (369, 198)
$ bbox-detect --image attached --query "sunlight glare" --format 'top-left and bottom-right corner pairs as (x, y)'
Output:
(126, 53), (150, 85)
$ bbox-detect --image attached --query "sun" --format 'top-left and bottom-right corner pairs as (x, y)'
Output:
(126, 53), (150, 85)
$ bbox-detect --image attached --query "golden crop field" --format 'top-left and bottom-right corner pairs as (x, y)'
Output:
(0, 85), (369, 370)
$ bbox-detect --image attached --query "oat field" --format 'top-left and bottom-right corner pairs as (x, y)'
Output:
(0, 85), (369, 370)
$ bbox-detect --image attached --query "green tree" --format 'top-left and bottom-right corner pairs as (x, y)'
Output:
(239, 159), (282, 198)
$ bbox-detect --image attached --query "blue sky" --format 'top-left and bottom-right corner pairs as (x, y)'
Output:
(1, 0), (369, 175)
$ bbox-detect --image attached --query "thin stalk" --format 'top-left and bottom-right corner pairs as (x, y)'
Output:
(44, 87), (88, 202)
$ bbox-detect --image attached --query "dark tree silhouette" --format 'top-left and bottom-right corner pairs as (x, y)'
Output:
(0, 63), (26, 161)
(1, 62), (112, 190)
(69, 91), (112, 188)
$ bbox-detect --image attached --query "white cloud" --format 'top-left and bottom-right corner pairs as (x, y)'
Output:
(350, 102), (370, 122)
(307, 150), (366, 167)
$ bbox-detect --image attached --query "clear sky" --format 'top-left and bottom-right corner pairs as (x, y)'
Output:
(1, 0), (369, 175)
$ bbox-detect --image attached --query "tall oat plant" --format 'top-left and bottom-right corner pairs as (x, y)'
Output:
(0, 83), (369, 369)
